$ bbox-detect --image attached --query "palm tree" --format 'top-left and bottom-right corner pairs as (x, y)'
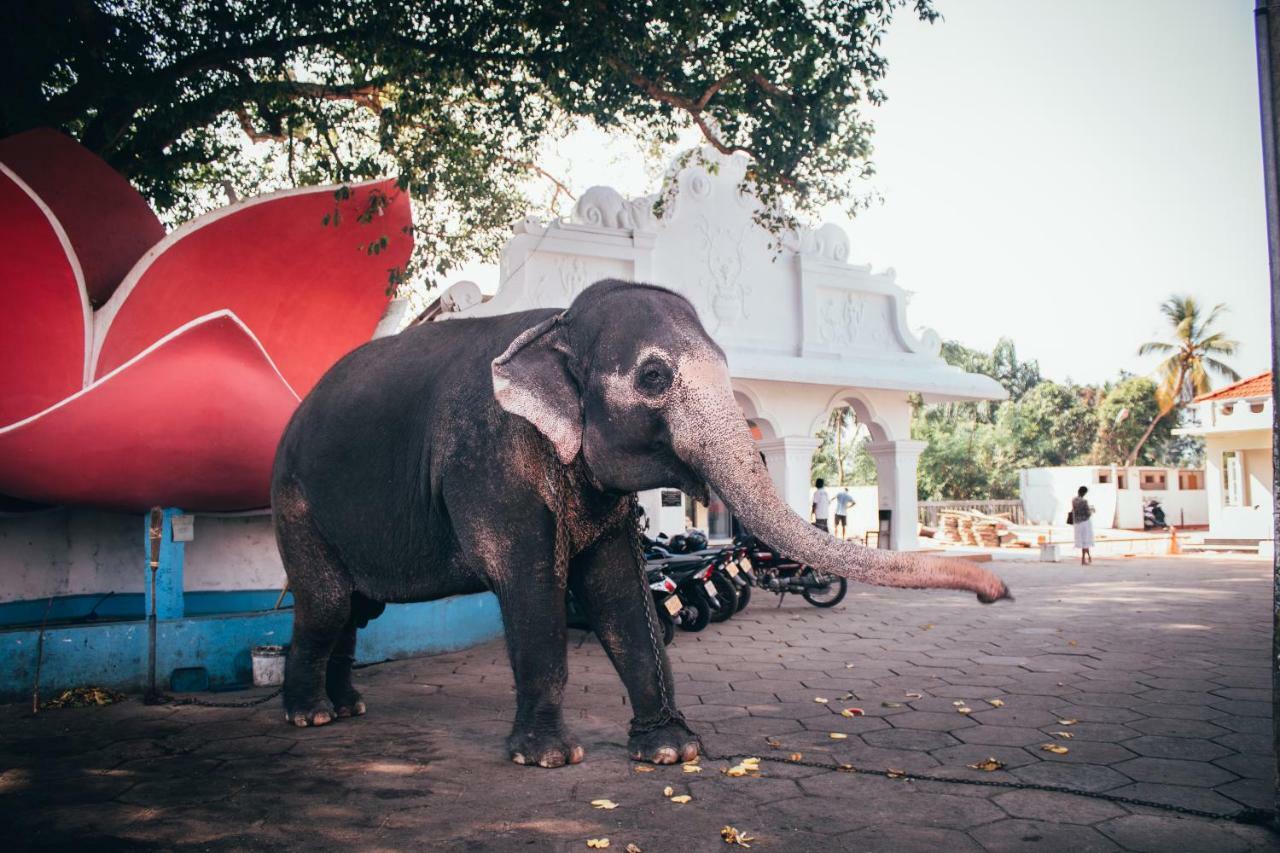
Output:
(1126, 295), (1240, 465)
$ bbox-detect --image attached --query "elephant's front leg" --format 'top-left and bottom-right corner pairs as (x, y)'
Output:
(491, 565), (584, 769)
(570, 525), (700, 765)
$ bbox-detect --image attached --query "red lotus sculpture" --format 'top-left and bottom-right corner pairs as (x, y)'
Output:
(0, 129), (413, 512)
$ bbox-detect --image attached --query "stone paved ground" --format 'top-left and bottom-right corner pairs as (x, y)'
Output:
(3, 556), (1280, 852)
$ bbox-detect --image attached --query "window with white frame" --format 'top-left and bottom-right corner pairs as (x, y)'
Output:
(1222, 451), (1245, 507)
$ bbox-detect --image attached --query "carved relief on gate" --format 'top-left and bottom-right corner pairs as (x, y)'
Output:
(815, 290), (896, 351)
(527, 253), (632, 309)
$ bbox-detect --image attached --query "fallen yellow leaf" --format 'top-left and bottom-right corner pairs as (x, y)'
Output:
(625, 845), (642, 853)
(886, 768), (907, 779)
(951, 700), (965, 706)
(987, 698), (1005, 708)
(905, 692), (923, 699)
(591, 799), (619, 810)
(740, 757), (761, 769)
(1040, 744), (1070, 755)
(634, 766), (655, 773)
(813, 697), (829, 704)
(788, 753), (803, 762)
(662, 786), (674, 797)
(669, 795), (692, 804)
(721, 825), (755, 848)
(838, 763), (855, 772)
(683, 764), (702, 773)
(967, 757), (1005, 772)
(766, 738), (782, 749)
(882, 701), (902, 709)
(1056, 719), (1079, 726)
(1049, 731), (1075, 739)
(845, 663), (855, 669)
(956, 706), (973, 715)
(586, 840), (610, 849)
(829, 732), (848, 740)
(841, 707), (864, 717)
(919, 623), (933, 631)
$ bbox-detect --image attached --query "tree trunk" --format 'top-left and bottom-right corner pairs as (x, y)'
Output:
(1126, 364), (1185, 466)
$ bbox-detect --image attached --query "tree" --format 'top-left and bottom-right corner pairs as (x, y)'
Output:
(1127, 295), (1239, 465)
(1092, 377), (1174, 466)
(1002, 381), (1097, 467)
(2, 0), (937, 290)
(811, 407), (877, 486)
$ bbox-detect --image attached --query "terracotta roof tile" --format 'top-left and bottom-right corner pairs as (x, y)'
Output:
(1193, 371), (1272, 403)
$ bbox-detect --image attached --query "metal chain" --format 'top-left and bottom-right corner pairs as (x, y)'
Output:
(622, 493), (687, 736)
(149, 686), (283, 709)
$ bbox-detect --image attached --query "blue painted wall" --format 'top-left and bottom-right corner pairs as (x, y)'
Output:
(0, 592), (504, 701)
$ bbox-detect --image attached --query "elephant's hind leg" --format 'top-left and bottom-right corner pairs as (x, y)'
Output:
(326, 594), (384, 717)
(276, 484), (354, 727)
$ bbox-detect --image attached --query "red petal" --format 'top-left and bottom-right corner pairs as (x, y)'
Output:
(0, 313), (298, 511)
(92, 180), (412, 396)
(0, 129), (164, 306)
(0, 163), (89, 424)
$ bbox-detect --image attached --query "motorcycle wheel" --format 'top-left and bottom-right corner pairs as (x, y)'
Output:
(709, 572), (739, 623)
(734, 581), (752, 613)
(657, 609), (675, 646)
(677, 592), (712, 632)
(801, 570), (848, 608)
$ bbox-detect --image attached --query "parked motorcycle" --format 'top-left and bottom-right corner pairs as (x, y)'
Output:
(647, 531), (745, 622)
(1143, 498), (1168, 530)
(735, 534), (848, 608)
(648, 553), (722, 632)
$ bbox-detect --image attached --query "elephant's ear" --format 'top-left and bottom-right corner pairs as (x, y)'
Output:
(492, 314), (582, 465)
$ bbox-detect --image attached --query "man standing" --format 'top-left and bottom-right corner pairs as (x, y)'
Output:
(833, 487), (856, 539)
(812, 478), (831, 532)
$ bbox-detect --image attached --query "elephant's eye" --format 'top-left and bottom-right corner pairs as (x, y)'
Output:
(635, 359), (673, 396)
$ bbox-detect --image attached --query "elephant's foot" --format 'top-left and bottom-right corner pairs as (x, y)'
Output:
(629, 716), (700, 765)
(327, 684), (367, 718)
(507, 728), (585, 769)
(284, 696), (336, 728)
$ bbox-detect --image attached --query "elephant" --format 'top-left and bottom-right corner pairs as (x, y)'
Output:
(271, 278), (1011, 768)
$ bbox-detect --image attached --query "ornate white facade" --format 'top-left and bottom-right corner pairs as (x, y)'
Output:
(440, 150), (1006, 549)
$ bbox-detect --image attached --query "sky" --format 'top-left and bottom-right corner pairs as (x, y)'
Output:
(453, 0), (1272, 388)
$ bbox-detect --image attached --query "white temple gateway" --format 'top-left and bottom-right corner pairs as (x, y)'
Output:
(435, 151), (1005, 550)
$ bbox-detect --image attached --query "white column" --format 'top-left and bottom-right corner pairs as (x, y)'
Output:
(756, 436), (824, 517)
(865, 439), (927, 551)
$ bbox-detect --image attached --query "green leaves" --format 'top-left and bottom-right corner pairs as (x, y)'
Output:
(4, 0), (936, 297)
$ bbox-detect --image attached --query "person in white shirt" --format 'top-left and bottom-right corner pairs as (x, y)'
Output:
(811, 478), (831, 532)
(833, 487), (856, 539)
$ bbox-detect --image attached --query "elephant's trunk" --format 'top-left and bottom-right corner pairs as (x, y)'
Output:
(671, 369), (1011, 603)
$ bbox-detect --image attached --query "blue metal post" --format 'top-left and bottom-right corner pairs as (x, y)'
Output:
(144, 508), (185, 620)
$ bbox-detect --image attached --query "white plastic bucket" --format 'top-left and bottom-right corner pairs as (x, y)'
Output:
(251, 645), (286, 687)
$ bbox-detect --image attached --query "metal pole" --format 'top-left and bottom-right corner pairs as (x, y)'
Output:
(1253, 0), (1280, 825)
(146, 507), (163, 704)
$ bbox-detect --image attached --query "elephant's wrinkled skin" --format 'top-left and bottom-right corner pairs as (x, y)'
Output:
(272, 279), (1011, 768)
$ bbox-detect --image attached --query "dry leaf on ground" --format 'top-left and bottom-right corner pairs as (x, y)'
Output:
(669, 795), (692, 804)
(956, 706), (973, 714)
(967, 757), (1005, 772)
(590, 799), (619, 810)
(683, 764), (702, 773)
(1056, 718), (1079, 725)
(838, 763), (856, 772)
(905, 692), (923, 699)
(882, 701), (902, 709)
(1040, 744), (1070, 755)
(829, 732), (848, 740)
(663, 786), (673, 797)
(788, 753), (803, 762)
(721, 826), (755, 848)
(840, 707), (864, 717)
(625, 845), (642, 853)
(987, 698), (1005, 708)
(845, 663), (855, 669)
(1049, 731), (1075, 739)
(766, 738), (782, 749)
(886, 768), (907, 779)
(586, 840), (610, 849)
(634, 766), (654, 773)
(813, 697), (829, 704)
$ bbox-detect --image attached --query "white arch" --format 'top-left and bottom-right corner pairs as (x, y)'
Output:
(808, 387), (895, 443)
(732, 384), (779, 440)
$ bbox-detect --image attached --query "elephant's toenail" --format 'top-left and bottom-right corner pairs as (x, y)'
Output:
(654, 747), (678, 764)
(568, 746), (585, 764)
(292, 717), (308, 728)
(353, 701), (367, 716)
(512, 753), (527, 765)
(679, 743), (699, 762)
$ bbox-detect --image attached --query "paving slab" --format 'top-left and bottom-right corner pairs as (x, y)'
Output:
(2, 556), (1279, 851)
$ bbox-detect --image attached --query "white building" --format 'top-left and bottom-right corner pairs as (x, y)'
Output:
(1177, 372), (1273, 545)
(435, 150), (1005, 550)
(1019, 464), (1208, 530)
